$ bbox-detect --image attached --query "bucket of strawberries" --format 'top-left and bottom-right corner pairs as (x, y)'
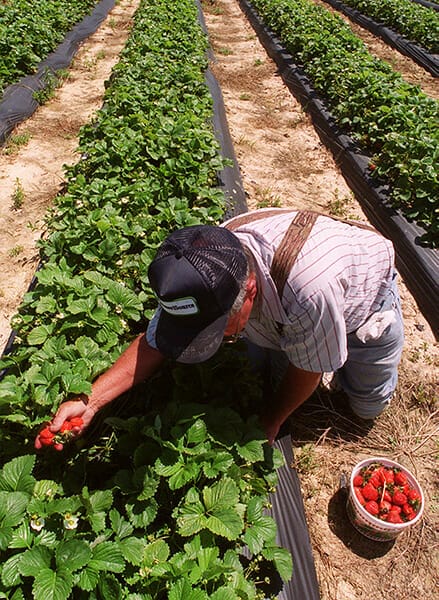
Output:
(346, 457), (424, 541)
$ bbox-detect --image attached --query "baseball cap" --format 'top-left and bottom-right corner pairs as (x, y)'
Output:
(147, 224), (248, 363)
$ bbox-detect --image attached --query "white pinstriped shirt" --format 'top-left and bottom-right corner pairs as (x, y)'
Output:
(224, 209), (395, 373)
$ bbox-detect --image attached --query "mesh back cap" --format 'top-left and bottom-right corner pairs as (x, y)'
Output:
(148, 225), (248, 362)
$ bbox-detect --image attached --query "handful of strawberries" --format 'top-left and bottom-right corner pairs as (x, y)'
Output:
(353, 461), (422, 524)
(38, 417), (84, 448)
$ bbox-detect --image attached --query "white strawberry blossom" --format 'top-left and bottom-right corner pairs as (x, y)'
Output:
(63, 513), (79, 530)
(30, 516), (45, 532)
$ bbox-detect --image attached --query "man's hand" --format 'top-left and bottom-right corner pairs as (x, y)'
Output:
(34, 397), (96, 451)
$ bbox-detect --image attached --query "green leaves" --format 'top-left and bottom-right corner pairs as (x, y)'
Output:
(252, 0), (439, 245)
(175, 479), (244, 540)
(0, 455), (35, 493)
(32, 566), (73, 600)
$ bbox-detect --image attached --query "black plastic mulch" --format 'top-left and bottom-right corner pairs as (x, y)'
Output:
(238, 0), (439, 339)
(410, 0), (439, 12)
(322, 0), (439, 77)
(0, 0), (116, 146)
(269, 435), (321, 599)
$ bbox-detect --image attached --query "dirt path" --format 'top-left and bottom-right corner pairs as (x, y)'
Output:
(0, 0), (437, 597)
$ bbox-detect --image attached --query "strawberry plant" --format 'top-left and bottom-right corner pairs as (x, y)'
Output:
(248, 0), (439, 246)
(329, 0), (439, 53)
(0, 0), (227, 446)
(0, 0), (98, 95)
(0, 391), (292, 599)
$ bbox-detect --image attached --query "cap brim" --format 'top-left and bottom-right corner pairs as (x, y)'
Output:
(153, 307), (228, 364)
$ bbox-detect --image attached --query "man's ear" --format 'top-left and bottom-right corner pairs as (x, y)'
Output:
(246, 272), (257, 300)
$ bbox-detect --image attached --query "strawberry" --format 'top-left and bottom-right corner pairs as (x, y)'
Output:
(392, 490), (407, 506)
(387, 510), (404, 524)
(407, 488), (422, 510)
(402, 503), (415, 517)
(354, 486), (366, 505)
(69, 417), (84, 428)
(394, 470), (407, 486)
(390, 504), (401, 513)
(362, 483), (379, 501)
(353, 474), (364, 487)
(379, 500), (392, 514)
(405, 510), (417, 521)
(382, 468), (394, 484)
(60, 420), (73, 433)
(383, 490), (392, 503)
(407, 488), (421, 502)
(39, 426), (55, 446)
(364, 500), (379, 516)
(368, 472), (382, 488)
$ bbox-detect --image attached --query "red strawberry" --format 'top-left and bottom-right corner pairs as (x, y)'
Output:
(390, 504), (401, 513)
(39, 426), (55, 446)
(364, 500), (379, 516)
(379, 500), (392, 514)
(60, 420), (73, 433)
(394, 470), (407, 486)
(362, 483), (379, 501)
(383, 490), (392, 503)
(368, 472), (382, 488)
(69, 417), (84, 428)
(382, 468), (394, 484)
(353, 474), (364, 487)
(407, 489), (421, 503)
(387, 510), (404, 524)
(392, 490), (407, 506)
(407, 488), (422, 510)
(354, 486), (366, 505)
(402, 503), (415, 517)
(405, 510), (417, 521)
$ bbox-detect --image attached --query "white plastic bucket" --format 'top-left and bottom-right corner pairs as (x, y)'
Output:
(346, 456), (424, 542)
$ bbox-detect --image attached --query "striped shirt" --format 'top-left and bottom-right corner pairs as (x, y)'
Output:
(223, 209), (395, 373)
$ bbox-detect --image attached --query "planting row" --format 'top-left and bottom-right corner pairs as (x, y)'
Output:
(0, 0), (292, 597)
(322, 0), (439, 53)
(248, 0), (439, 247)
(0, 0), (99, 95)
(0, 0), (226, 442)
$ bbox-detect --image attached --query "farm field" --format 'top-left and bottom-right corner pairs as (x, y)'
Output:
(0, 0), (438, 598)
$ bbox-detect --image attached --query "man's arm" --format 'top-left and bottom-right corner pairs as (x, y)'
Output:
(260, 363), (322, 444)
(35, 334), (165, 449)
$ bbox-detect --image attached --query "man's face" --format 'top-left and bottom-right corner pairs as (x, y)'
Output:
(223, 273), (257, 339)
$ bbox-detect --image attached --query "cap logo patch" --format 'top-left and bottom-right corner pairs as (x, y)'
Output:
(159, 297), (199, 316)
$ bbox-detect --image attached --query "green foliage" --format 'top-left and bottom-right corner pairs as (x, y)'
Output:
(252, 0), (439, 246)
(0, 0), (97, 95)
(0, 398), (292, 599)
(0, 0), (227, 439)
(334, 0), (439, 53)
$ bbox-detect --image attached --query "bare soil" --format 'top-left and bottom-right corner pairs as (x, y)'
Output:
(0, 0), (437, 598)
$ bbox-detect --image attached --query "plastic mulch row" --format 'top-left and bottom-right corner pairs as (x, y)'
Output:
(0, 0), (116, 145)
(322, 0), (439, 77)
(410, 0), (439, 12)
(238, 0), (439, 339)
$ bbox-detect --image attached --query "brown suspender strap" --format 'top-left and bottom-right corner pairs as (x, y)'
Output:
(225, 208), (378, 297)
(270, 210), (318, 296)
(225, 209), (318, 296)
